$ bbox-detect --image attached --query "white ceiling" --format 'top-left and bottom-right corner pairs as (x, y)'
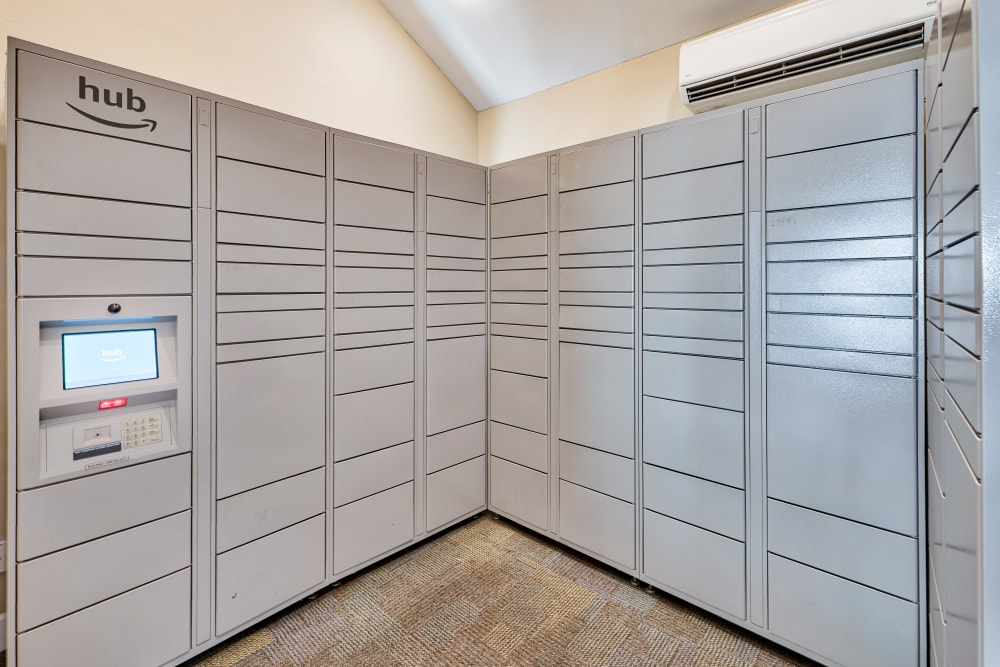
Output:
(379, 0), (792, 110)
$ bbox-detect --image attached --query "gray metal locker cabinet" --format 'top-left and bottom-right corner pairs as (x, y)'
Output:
(332, 135), (416, 575)
(639, 109), (748, 620)
(554, 136), (638, 570)
(424, 157), (488, 531)
(9, 45), (195, 666)
(763, 70), (924, 666)
(925, 1), (996, 666)
(488, 156), (551, 531)
(214, 103), (328, 636)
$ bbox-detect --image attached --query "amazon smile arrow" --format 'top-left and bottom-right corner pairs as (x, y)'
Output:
(66, 102), (158, 131)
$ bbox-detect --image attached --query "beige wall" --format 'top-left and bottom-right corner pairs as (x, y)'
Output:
(0, 0), (479, 161)
(478, 43), (693, 166)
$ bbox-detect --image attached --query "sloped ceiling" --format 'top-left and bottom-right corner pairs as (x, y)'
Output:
(380, 0), (792, 110)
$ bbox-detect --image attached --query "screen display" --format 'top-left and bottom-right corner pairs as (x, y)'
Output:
(62, 329), (159, 390)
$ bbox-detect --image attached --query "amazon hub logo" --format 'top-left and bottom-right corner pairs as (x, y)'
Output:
(66, 75), (158, 132)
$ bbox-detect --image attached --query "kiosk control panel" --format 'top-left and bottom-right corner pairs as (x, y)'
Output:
(17, 296), (192, 489)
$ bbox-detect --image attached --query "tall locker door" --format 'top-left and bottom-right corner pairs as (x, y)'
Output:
(214, 104), (328, 636)
(763, 71), (923, 667)
(555, 136), (637, 570)
(332, 136), (416, 575)
(639, 110), (748, 619)
(11, 48), (195, 667)
(424, 158), (488, 531)
(488, 156), (551, 531)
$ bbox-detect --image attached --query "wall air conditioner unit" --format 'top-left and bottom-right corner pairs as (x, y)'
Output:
(679, 0), (937, 112)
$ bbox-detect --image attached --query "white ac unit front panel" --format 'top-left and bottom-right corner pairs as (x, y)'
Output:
(679, 0), (936, 112)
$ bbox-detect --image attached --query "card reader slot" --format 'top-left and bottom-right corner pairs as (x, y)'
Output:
(72, 441), (122, 460)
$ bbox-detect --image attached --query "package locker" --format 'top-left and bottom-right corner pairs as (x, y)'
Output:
(925, 2), (985, 666)
(763, 70), (922, 666)
(425, 158), (488, 531)
(332, 136), (417, 574)
(488, 156), (551, 531)
(6, 36), (945, 667)
(214, 103), (328, 635)
(554, 137), (638, 569)
(639, 109), (748, 619)
(11, 48), (196, 667)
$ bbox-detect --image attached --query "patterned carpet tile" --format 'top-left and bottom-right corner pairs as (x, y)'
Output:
(190, 516), (815, 667)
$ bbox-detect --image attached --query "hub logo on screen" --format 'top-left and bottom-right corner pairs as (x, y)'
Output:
(65, 75), (159, 132)
(101, 347), (126, 363)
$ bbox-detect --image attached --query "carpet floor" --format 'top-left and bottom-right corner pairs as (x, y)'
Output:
(190, 515), (815, 667)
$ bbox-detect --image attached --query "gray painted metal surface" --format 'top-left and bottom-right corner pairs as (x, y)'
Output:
(490, 156), (547, 203)
(4, 35), (947, 667)
(426, 455), (486, 529)
(642, 396), (745, 488)
(558, 480), (635, 568)
(17, 121), (191, 205)
(216, 103), (325, 175)
(767, 499), (917, 601)
(764, 71), (916, 156)
(559, 440), (634, 503)
(643, 465), (744, 540)
(558, 343), (634, 458)
(490, 421), (547, 472)
(333, 135), (414, 191)
(487, 156), (552, 533)
(17, 510), (191, 631)
(642, 163), (743, 222)
(642, 111), (743, 176)
(6, 37), (494, 667)
(643, 509), (746, 619)
(17, 570), (192, 667)
(216, 469), (325, 552)
(216, 354), (326, 497)
(767, 554), (918, 667)
(426, 422), (486, 473)
(333, 441), (415, 507)
(485, 62), (927, 667)
(215, 516), (325, 634)
(9, 41), (198, 664)
(490, 457), (548, 530)
(332, 482), (415, 574)
(558, 137), (633, 191)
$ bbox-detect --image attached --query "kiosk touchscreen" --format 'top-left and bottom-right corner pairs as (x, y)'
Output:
(17, 296), (192, 489)
(62, 329), (160, 390)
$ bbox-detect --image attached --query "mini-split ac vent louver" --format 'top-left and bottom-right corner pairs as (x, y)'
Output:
(679, 0), (937, 112)
(685, 23), (925, 104)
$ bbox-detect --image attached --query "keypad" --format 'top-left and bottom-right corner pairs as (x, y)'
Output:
(123, 413), (163, 449)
